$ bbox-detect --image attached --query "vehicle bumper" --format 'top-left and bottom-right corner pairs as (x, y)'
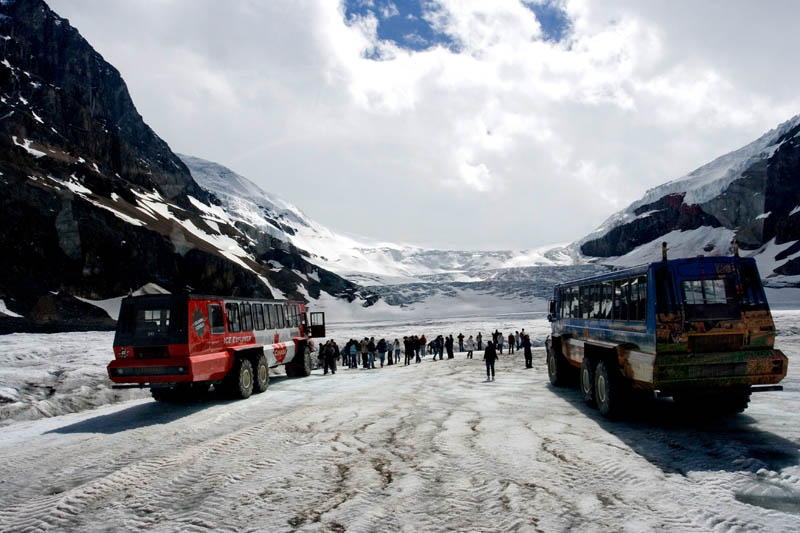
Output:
(653, 348), (788, 391)
(107, 352), (230, 384)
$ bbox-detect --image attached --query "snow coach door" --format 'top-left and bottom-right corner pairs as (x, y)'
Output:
(309, 312), (326, 338)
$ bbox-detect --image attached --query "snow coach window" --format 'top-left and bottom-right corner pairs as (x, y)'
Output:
(292, 305), (300, 327)
(740, 263), (767, 307)
(278, 306), (286, 329)
(601, 282), (613, 320)
(209, 305), (225, 335)
(241, 303), (253, 331)
(268, 304), (279, 330)
(226, 303), (241, 333)
(140, 309), (170, 335)
(681, 278), (739, 320)
(253, 304), (265, 330)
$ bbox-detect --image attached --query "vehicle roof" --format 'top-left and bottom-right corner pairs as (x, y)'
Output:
(121, 293), (305, 305)
(554, 255), (755, 289)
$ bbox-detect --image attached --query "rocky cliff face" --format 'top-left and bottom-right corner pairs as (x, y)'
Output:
(0, 0), (362, 329)
(579, 115), (800, 285)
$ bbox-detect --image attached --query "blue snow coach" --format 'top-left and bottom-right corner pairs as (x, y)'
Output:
(545, 245), (787, 418)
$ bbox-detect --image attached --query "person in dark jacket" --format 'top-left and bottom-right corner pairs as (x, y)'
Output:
(457, 333), (464, 352)
(323, 340), (337, 374)
(403, 337), (412, 366)
(522, 334), (533, 368)
(377, 338), (387, 368)
(367, 337), (376, 369)
(483, 341), (498, 381)
(477, 332), (483, 350)
(446, 335), (455, 359)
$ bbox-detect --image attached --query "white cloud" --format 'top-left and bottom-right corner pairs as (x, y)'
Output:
(48, 0), (800, 250)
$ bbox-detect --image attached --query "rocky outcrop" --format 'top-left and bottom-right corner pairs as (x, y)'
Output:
(0, 0), (363, 329)
(580, 116), (800, 275)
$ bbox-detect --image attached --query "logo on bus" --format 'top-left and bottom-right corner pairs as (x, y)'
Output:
(225, 335), (252, 344)
(274, 343), (287, 363)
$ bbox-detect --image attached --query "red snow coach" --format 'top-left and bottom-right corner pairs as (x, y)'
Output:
(108, 294), (326, 401)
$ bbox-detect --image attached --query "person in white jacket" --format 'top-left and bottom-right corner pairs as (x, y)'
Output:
(465, 335), (475, 359)
(387, 339), (395, 365)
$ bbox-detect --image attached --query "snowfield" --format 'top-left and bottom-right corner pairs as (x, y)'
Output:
(0, 314), (799, 531)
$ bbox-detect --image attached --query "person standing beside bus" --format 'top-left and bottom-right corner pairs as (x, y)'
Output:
(484, 341), (498, 381)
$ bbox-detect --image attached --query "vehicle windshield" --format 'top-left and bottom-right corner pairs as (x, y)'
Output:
(679, 277), (740, 321)
(114, 295), (187, 346)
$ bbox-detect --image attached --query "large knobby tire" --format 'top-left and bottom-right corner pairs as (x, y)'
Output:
(253, 353), (269, 393)
(594, 360), (622, 418)
(547, 342), (571, 387)
(227, 357), (254, 399)
(287, 347), (313, 378)
(581, 357), (596, 406)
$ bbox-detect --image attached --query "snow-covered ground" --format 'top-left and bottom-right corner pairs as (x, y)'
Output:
(0, 313), (799, 531)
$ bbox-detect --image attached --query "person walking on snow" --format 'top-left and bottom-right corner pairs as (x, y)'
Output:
(508, 333), (515, 354)
(465, 335), (475, 359)
(477, 332), (483, 350)
(387, 339), (395, 365)
(457, 333), (464, 352)
(420, 335), (427, 357)
(515, 331), (521, 349)
(349, 340), (358, 369)
(484, 341), (498, 381)
(496, 332), (504, 354)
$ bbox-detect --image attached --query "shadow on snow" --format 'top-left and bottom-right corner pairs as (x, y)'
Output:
(47, 375), (293, 435)
(547, 383), (800, 476)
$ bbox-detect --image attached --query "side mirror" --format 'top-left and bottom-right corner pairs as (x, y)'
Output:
(547, 314), (554, 322)
(548, 300), (556, 315)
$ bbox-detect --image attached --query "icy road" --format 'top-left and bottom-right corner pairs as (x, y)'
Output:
(1, 335), (800, 531)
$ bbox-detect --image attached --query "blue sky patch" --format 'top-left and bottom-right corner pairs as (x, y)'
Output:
(522, 1), (571, 42)
(342, 1), (571, 59)
(343, 0), (455, 53)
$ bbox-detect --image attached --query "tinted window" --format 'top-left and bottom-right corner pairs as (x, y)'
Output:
(740, 263), (767, 307)
(600, 282), (613, 320)
(680, 277), (739, 320)
(226, 303), (240, 333)
(240, 303), (253, 331)
(209, 304), (225, 335)
(655, 266), (675, 314)
(278, 305), (286, 328)
(253, 304), (265, 330)
(637, 275), (648, 320)
(269, 304), (279, 329)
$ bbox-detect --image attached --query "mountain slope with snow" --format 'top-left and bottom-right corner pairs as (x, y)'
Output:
(577, 115), (800, 286)
(180, 154), (577, 285)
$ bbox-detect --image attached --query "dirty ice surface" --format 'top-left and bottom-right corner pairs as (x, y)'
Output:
(1, 314), (799, 531)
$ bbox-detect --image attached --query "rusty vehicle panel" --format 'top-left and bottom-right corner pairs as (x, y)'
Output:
(545, 253), (787, 418)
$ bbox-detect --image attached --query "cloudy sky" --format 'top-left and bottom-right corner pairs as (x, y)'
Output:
(49, 0), (800, 250)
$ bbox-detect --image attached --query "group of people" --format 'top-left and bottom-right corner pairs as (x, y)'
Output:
(316, 328), (535, 378)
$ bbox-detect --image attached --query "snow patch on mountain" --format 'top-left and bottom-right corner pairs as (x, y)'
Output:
(581, 114), (800, 246)
(180, 154), (576, 285)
